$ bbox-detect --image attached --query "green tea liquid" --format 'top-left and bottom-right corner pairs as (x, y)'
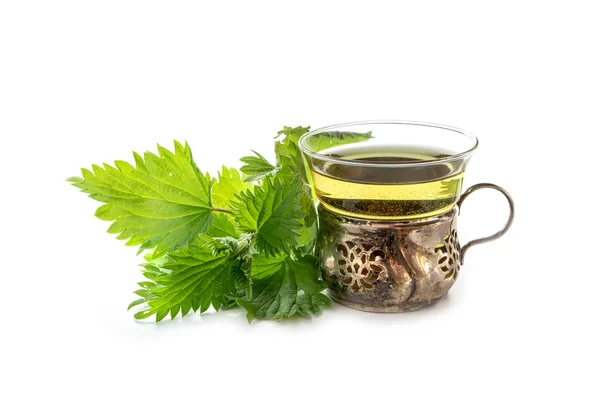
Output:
(311, 145), (464, 220)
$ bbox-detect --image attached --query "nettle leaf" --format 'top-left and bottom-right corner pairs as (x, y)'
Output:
(132, 242), (237, 322)
(250, 252), (287, 280)
(68, 141), (214, 257)
(207, 213), (239, 239)
(273, 127), (317, 228)
(240, 150), (278, 182)
(232, 260), (252, 298)
(71, 124), (332, 324)
(237, 255), (331, 322)
(301, 130), (373, 152)
(275, 130), (308, 173)
(231, 177), (304, 256)
(275, 125), (311, 144)
(295, 220), (318, 252)
(298, 180), (317, 228)
(212, 166), (251, 208)
(274, 141), (303, 178)
(202, 233), (253, 256)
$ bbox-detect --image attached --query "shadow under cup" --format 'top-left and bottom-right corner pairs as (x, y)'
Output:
(299, 121), (478, 221)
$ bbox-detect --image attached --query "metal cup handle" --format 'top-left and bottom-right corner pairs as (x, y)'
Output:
(457, 183), (515, 264)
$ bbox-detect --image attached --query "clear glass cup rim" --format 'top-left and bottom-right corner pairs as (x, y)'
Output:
(298, 120), (479, 168)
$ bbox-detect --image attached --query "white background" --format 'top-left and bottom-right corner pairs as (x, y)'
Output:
(1, 1), (599, 399)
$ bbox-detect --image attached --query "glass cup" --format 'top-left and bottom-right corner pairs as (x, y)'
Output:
(299, 121), (514, 312)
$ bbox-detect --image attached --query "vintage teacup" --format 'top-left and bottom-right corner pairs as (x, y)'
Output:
(299, 121), (514, 312)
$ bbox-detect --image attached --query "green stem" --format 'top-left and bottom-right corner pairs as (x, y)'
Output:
(211, 207), (234, 214)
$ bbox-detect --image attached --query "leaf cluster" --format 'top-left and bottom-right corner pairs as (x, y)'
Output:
(69, 127), (330, 322)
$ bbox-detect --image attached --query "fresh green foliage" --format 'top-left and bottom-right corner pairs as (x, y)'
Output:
(275, 125), (311, 144)
(69, 126), (330, 323)
(302, 130), (373, 152)
(231, 177), (304, 256)
(275, 126), (311, 175)
(250, 252), (287, 280)
(68, 141), (214, 257)
(132, 235), (252, 321)
(212, 166), (251, 208)
(208, 213), (240, 238)
(273, 126), (317, 227)
(237, 255), (331, 322)
(240, 150), (277, 182)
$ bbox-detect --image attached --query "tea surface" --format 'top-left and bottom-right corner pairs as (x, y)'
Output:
(311, 145), (464, 220)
